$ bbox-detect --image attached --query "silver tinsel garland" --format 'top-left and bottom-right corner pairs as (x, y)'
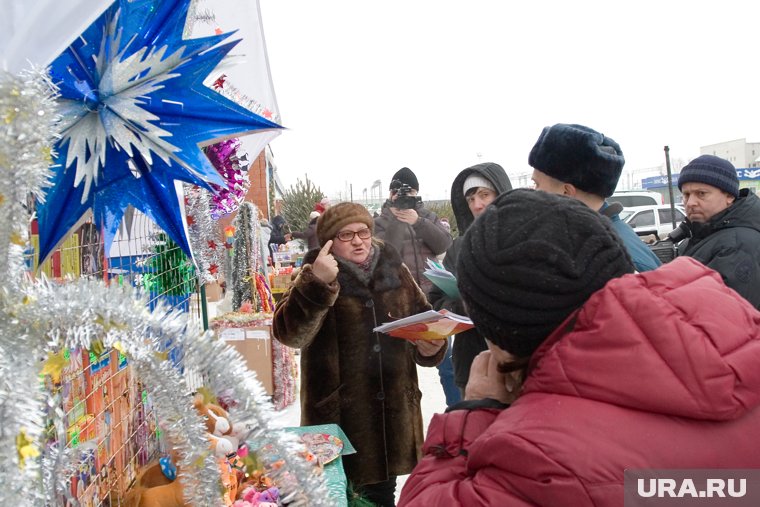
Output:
(184, 184), (225, 284)
(0, 69), (333, 505)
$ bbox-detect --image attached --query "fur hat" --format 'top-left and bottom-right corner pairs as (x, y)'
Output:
(678, 155), (739, 198)
(528, 123), (625, 198)
(389, 167), (419, 191)
(457, 188), (634, 358)
(317, 202), (374, 246)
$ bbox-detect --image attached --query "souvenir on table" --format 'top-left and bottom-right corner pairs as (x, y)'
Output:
(300, 433), (344, 467)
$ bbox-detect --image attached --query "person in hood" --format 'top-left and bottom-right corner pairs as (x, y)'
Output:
(398, 189), (760, 506)
(268, 214), (292, 254)
(529, 123), (661, 272)
(374, 167), (452, 293)
(675, 154), (760, 309)
(292, 210), (321, 251)
(428, 162), (512, 403)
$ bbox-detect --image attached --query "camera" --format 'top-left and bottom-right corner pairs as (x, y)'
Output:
(391, 180), (422, 210)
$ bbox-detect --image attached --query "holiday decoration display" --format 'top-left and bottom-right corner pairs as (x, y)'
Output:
(184, 184), (225, 284)
(141, 233), (196, 298)
(204, 139), (252, 219)
(231, 203), (272, 313)
(36, 0), (283, 263)
(0, 69), (331, 505)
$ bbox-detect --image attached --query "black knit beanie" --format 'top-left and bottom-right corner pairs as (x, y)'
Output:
(389, 167), (419, 191)
(528, 123), (625, 198)
(457, 188), (635, 358)
(678, 155), (739, 198)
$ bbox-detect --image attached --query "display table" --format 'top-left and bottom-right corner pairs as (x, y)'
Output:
(284, 424), (355, 507)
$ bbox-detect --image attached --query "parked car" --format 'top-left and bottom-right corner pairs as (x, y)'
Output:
(610, 190), (664, 208)
(619, 204), (686, 240)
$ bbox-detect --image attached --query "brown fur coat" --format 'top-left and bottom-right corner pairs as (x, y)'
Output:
(273, 241), (444, 486)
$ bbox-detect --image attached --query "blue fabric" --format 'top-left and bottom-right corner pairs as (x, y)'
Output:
(608, 212), (661, 272)
(436, 340), (462, 407)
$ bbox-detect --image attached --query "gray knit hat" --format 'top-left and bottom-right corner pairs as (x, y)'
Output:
(678, 155), (739, 198)
(457, 189), (634, 358)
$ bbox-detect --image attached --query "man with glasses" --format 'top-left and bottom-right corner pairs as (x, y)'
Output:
(274, 202), (446, 507)
(374, 167), (452, 294)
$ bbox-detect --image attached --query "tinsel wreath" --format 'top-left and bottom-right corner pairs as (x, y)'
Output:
(184, 184), (225, 284)
(0, 69), (333, 506)
(231, 202), (273, 312)
(204, 139), (251, 219)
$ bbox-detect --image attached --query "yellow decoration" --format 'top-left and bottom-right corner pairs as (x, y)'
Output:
(113, 341), (126, 354)
(10, 232), (24, 246)
(94, 315), (128, 331)
(40, 350), (68, 384)
(4, 109), (17, 124)
(193, 450), (210, 468)
(41, 146), (52, 163)
(16, 429), (39, 469)
(195, 386), (216, 405)
(89, 339), (105, 357)
(154, 351), (169, 362)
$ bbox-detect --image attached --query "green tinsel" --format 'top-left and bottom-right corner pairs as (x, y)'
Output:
(142, 233), (196, 296)
(347, 482), (378, 507)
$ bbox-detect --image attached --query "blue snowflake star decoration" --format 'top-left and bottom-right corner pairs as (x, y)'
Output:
(37, 0), (282, 261)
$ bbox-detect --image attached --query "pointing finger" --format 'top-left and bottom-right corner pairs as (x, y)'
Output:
(318, 240), (333, 257)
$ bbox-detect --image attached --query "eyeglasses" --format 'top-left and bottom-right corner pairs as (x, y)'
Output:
(335, 228), (372, 242)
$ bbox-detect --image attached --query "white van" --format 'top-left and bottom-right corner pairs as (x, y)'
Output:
(610, 191), (663, 208)
(619, 204), (686, 239)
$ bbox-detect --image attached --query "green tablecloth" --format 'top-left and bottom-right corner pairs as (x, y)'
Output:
(284, 424), (355, 507)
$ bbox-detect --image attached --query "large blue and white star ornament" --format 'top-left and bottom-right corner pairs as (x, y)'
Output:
(37, 0), (282, 261)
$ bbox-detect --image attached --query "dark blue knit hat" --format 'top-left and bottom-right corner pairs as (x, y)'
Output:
(528, 123), (625, 198)
(678, 155), (739, 198)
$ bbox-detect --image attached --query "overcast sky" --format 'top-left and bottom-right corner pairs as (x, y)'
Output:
(258, 0), (760, 200)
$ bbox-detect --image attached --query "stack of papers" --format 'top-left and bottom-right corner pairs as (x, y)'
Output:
(373, 309), (474, 341)
(423, 259), (459, 299)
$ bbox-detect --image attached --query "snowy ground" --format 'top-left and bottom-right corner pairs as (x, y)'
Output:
(270, 362), (447, 503)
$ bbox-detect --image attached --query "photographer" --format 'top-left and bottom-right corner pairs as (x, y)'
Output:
(374, 167), (452, 294)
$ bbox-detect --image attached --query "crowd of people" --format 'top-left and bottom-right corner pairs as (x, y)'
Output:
(271, 122), (760, 506)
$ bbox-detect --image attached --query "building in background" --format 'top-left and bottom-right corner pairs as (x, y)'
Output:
(641, 139), (760, 203)
(701, 138), (760, 168)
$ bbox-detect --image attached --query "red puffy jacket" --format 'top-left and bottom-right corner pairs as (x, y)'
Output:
(399, 257), (760, 506)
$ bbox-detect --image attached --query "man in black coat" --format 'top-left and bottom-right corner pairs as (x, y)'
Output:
(676, 154), (760, 309)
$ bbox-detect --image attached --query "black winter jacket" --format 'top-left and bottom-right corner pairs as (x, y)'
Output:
(374, 201), (452, 293)
(677, 189), (760, 309)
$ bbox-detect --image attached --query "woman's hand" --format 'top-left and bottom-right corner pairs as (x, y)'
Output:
(415, 338), (446, 357)
(464, 350), (517, 404)
(311, 240), (338, 283)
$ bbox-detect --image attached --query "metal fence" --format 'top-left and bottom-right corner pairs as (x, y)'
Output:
(29, 210), (204, 506)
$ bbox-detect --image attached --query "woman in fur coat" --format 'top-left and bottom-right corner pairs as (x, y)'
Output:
(273, 202), (446, 507)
